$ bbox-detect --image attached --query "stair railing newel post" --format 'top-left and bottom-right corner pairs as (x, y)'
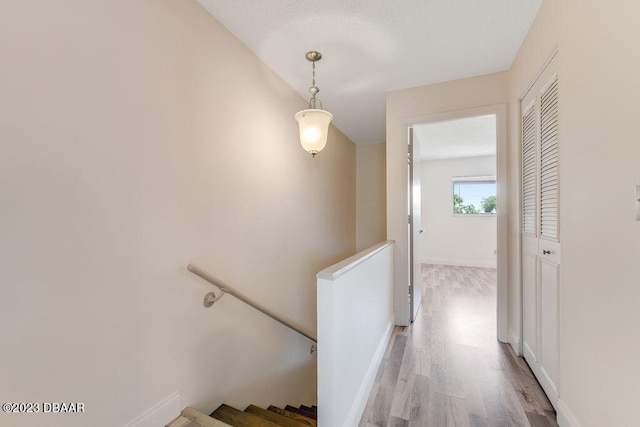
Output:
(186, 264), (318, 352)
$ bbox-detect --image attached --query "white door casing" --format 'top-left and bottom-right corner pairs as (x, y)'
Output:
(409, 129), (422, 321)
(394, 106), (508, 338)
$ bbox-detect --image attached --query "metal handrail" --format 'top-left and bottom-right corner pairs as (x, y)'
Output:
(187, 264), (318, 344)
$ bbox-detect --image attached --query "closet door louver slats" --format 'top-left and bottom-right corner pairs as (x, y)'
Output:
(521, 103), (537, 236)
(539, 75), (559, 241)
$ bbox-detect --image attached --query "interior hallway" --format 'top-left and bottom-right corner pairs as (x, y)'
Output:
(358, 264), (557, 427)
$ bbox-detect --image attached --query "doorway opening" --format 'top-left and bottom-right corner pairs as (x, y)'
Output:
(407, 106), (508, 342)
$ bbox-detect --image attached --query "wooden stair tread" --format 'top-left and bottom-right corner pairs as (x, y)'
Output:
(166, 415), (202, 427)
(211, 404), (279, 427)
(245, 405), (309, 427)
(299, 405), (316, 415)
(267, 406), (316, 427)
(284, 405), (317, 421)
(180, 407), (234, 427)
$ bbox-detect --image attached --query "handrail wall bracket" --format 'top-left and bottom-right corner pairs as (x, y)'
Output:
(203, 290), (226, 307)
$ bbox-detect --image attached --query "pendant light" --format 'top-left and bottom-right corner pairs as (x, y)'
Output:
(295, 51), (333, 158)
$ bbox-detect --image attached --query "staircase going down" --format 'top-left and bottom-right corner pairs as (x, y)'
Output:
(167, 404), (317, 427)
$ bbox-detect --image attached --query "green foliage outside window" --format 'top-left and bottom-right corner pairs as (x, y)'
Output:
(481, 195), (497, 214)
(453, 194), (479, 214)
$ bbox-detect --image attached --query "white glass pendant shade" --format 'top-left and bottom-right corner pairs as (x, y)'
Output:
(295, 108), (333, 157)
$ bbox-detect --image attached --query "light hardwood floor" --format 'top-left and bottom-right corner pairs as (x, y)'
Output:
(358, 264), (557, 427)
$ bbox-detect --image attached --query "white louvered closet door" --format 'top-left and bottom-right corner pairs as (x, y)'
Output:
(521, 53), (560, 408)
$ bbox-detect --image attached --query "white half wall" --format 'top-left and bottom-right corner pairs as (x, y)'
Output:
(420, 155), (497, 268)
(317, 241), (395, 427)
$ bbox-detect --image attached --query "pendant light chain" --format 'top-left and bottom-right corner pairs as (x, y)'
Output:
(309, 57), (320, 109)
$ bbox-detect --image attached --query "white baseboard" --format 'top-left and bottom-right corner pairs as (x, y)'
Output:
(344, 320), (394, 427)
(508, 328), (521, 355)
(556, 399), (581, 427)
(394, 311), (409, 326)
(124, 391), (181, 427)
(423, 258), (497, 269)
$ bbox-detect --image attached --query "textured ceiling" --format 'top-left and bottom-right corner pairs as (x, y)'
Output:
(196, 0), (542, 144)
(414, 114), (496, 161)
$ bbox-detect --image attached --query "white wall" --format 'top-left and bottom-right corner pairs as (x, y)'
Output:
(420, 155), (497, 268)
(0, 1), (355, 426)
(356, 143), (386, 251)
(317, 241), (394, 427)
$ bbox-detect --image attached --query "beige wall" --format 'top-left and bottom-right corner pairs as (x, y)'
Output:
(386, 72), (508, 325)
(0, 1), (355, 426)
(356, 143), (386, 251)
(557, 1), (640, 425)
(506, 0), (640, 424)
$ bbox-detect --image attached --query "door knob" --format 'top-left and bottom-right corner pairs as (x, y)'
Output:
(542, 249), (552, 255)
(419, 229), (424, 234)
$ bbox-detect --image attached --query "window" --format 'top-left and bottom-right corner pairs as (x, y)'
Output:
(452, 176), (497, 215)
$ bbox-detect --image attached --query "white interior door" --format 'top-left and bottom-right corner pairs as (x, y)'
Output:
(520, 53), (560, 406)
(409, 128), (422, 321)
